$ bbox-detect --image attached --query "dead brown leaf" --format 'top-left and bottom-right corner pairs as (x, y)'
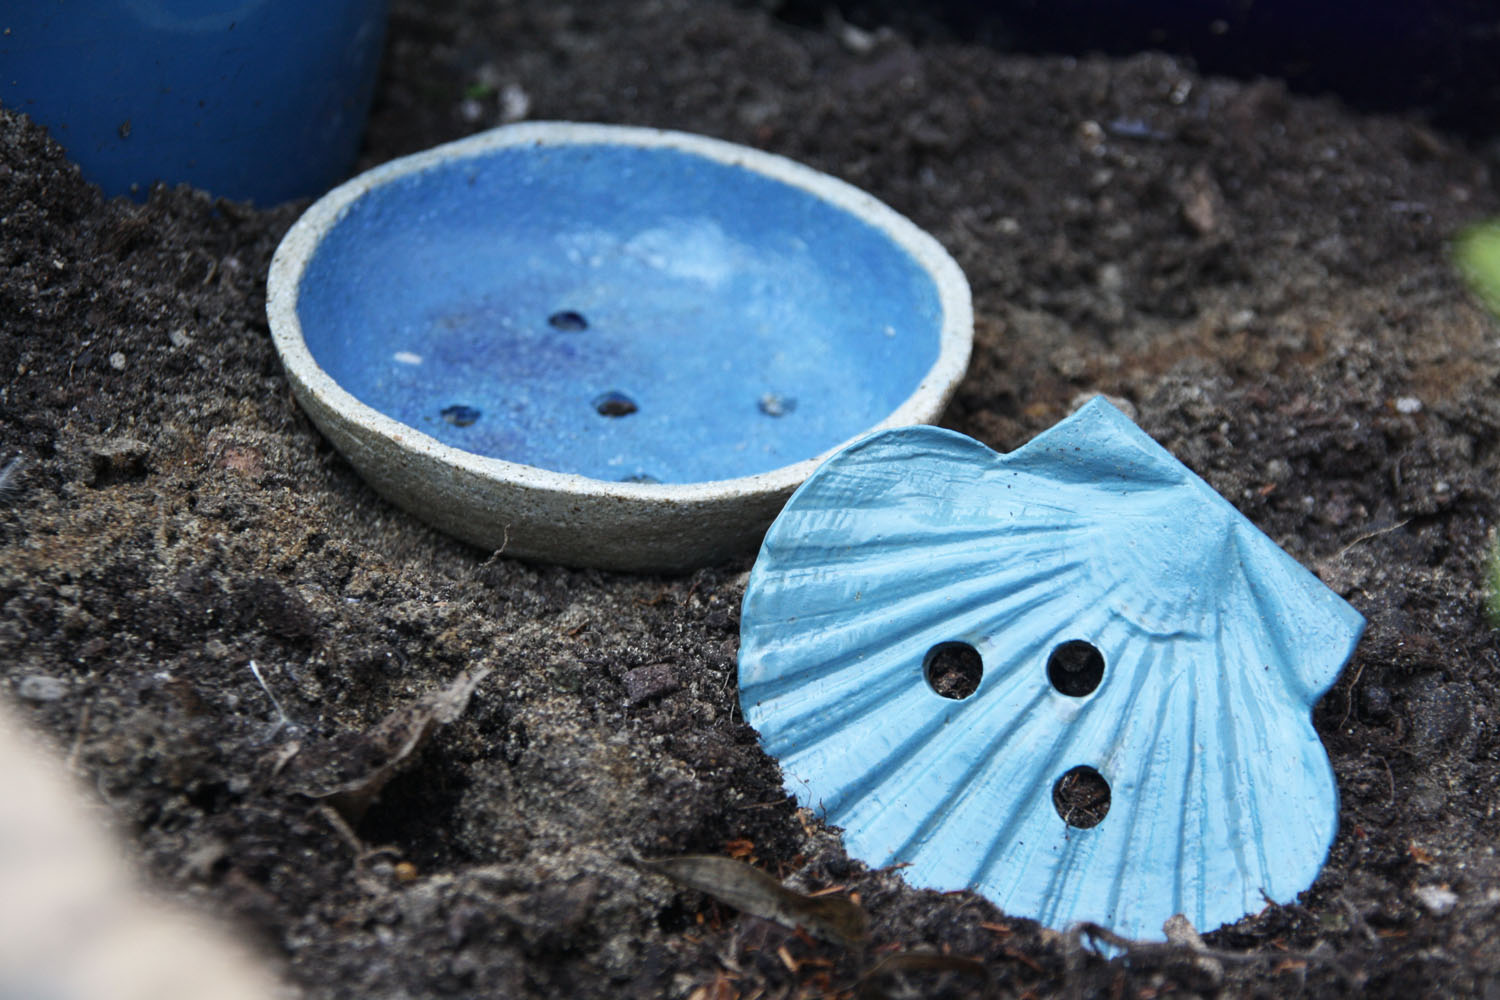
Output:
(286, 667), (491, 824)
(639, 854), (868, 948)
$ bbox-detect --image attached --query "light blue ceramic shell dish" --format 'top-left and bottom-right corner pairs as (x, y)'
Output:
(738, 398), (1365, 940)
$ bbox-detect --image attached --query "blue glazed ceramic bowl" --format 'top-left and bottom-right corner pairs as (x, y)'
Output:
(268, 123), (972, 570)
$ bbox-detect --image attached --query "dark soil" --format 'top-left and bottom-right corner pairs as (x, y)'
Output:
(771, 0), (1500, 137)
(4, 1), (1500, 997)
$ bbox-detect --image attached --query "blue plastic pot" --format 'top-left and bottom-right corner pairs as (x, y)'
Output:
(0, 0), (388, 204)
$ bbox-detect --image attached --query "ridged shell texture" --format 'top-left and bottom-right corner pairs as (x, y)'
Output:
(739, 398), (1365, 940)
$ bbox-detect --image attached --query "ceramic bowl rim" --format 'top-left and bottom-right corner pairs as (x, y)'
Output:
(267, 121), (973, 506)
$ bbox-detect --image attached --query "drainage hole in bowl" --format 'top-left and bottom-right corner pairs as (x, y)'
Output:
(549, 310), (589, 332)
(758, 392), (797, 417)
(924, 641), (982, 700)
(1052, 765), (1110, 829)
(594, 391), (638, 417)
(440, 404), (481, 427)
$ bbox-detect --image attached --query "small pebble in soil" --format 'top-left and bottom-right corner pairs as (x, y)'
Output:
(1414, 884), (1459, 916)
(1395, 396), (1423, 414)
(1263, 459), (1291, 485)
(1360, 683), (1392, 719)
(16, 675), (68, 702)
(623, 663), (680, 706)
(500, 83), (531, 123)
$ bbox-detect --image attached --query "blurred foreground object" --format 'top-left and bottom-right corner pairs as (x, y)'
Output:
(0, 0), (388, 204)
(0, 700), (284, 1000)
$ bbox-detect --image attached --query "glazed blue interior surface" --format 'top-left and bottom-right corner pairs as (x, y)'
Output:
(295, 142), (943, 483)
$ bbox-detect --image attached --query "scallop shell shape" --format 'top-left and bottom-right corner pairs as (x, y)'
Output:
(739, 397), (1365, 940)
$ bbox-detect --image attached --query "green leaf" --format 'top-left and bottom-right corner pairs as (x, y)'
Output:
(1456, 221), (1500, 318)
